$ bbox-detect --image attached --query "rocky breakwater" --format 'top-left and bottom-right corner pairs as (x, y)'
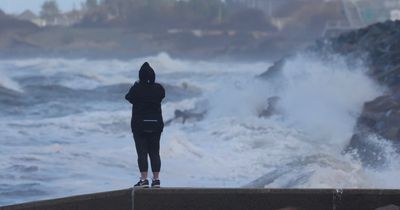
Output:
(330, 21), (400, 142)
(260, 20), (400, 164)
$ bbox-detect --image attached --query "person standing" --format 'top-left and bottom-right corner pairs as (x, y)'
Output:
(125, 62), (165, 188)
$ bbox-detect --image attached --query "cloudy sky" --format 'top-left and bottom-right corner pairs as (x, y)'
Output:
(0, 0), (86, 14)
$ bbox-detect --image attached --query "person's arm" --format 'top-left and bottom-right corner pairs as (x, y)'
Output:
(125, 82), (138, 104)
(157, 83), (165, 102)
(160, 84), (165, 100)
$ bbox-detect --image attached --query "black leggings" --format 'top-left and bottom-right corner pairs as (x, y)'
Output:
(133, 132), (161, 173)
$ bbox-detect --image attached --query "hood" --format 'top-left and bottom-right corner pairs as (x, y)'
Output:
(139, 62), (156, 84)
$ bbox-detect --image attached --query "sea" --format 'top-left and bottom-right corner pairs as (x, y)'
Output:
(0, 52), (399, 206)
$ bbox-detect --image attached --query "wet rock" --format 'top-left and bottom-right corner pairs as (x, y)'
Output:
(355, 94), (400, 142)
(259, 96), (280, 118)
(165, 109), (206, 126)
(346, 134), (391, 167)
(329, 21), (400, 88)
(173, 109), (206, 124)
(325, 20), (400, 153)
(258, 59), (286, 80)
(326, 21), (400, 159)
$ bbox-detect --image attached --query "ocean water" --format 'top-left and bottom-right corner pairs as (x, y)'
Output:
(0, 53), (399, 206)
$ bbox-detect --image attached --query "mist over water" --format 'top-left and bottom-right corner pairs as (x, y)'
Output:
(0, 53), (399, 206)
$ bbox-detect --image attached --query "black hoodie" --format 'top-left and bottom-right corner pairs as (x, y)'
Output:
(125, 62), (165, 133)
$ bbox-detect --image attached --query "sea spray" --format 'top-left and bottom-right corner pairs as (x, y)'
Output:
(275, 53), (383, 149)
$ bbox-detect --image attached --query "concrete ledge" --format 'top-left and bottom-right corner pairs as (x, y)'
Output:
(0, 189), (132, 210)
(1, 188), (400, 210)
(133, 188), (400, 210)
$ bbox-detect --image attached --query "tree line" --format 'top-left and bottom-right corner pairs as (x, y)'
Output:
(39, 0), (276, 31)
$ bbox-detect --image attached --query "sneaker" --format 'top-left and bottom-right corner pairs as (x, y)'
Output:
(151, 179), (161, 188)
(134, 179), (149, 188)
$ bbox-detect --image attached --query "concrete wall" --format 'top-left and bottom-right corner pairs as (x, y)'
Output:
(1, 188), (400, 210)
(0, 189), (132, 210)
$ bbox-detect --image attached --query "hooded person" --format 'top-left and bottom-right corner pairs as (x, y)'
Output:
(125, 62), (165, 188)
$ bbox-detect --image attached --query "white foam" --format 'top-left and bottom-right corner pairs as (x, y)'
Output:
(0, 71), (23, 92)
(276, 54), (383, 149)
(0, 54), (268, 90)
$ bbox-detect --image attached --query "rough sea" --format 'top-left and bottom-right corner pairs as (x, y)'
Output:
(1, 53), (399, 206)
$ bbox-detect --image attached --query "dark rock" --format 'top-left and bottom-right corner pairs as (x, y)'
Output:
(355, 94), (400, 142)
(258, 59), (286, 80)
(346, 134), (390, 167)
(259, 96), (280, 118)
(165, 109), (206, 126)
(329, 20), (400, 87)
(329, 20), (400, 157)
(324, 21), (400, 161)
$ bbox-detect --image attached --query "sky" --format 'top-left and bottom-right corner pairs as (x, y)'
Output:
(0, 0), (86, 14)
